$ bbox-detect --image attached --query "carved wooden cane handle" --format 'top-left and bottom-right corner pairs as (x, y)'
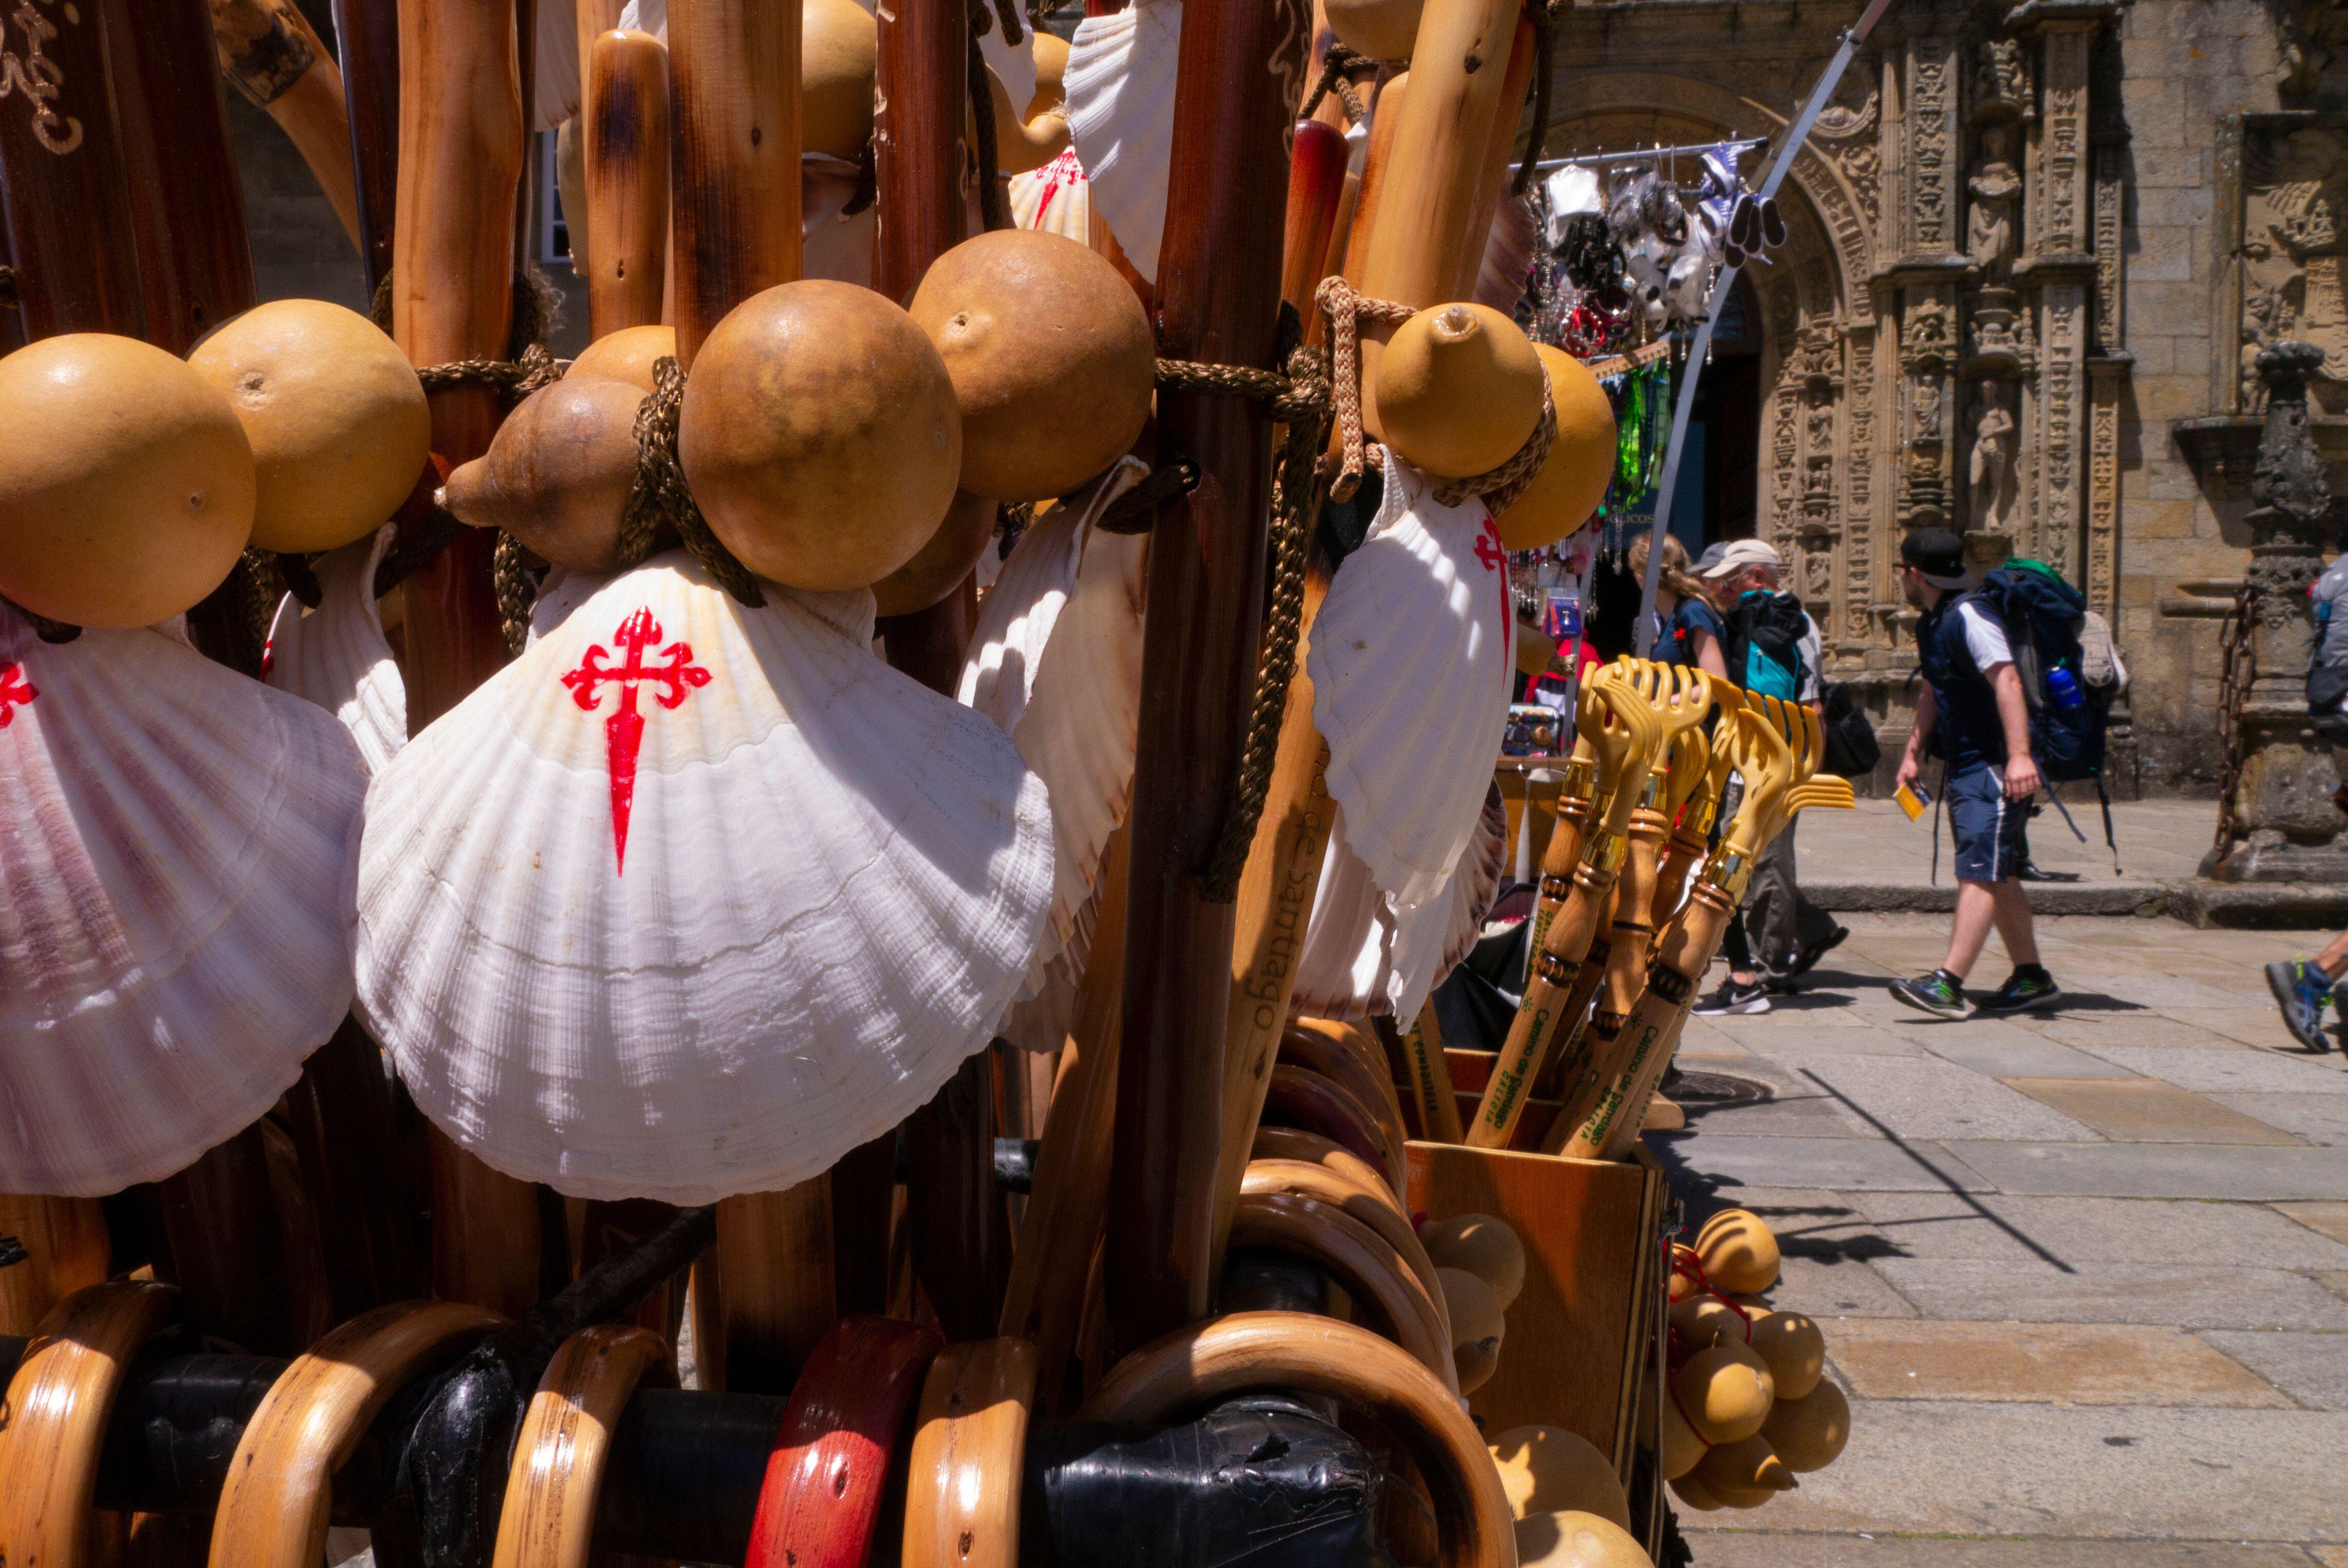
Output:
(489, 1324), (674, 1568)
(1229, 1189), (1458, 1393)
(1241, 1159), (1438, 1302)
(0, 1280), (178, 1568)
(744, 1315), (942, 1568)
(902, 1338), (1038, 1568)
(1080, 1312), (1515, 1568)
(210, 1300), (503, 1568)
(1250, 1126), (1397, 1205)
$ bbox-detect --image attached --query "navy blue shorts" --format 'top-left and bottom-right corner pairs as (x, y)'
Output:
(1946, 762), (2026, 884)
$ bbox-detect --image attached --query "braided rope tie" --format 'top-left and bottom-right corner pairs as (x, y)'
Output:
(1312, 275), (1557, 519)
(625, 357), (766, 607)
(493, 530), (536, 656)
(1300, 44), (1383, 125)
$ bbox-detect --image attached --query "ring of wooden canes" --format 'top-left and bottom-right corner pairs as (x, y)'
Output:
(1240, 1158), (1441, 1303)
(1278, 1025), (1411, 1175)
(1079, 1312), (1515, 1568)
(745, 1316), (943, 1568)
(489, 1324), (676, 1568)
(901, 1337), (1038, 1568)
(1263, 1064), (1408, 1201)
(0, 1280), (179, 1568)
(1249, 1125), (1398, 1205)
(209, 1301), (504, 1568)
(1227, 1189), (1457, 1393)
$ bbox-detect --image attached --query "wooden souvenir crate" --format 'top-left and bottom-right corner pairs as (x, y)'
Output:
(1403, 1052), (1673, 1555)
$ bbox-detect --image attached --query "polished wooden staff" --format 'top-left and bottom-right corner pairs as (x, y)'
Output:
(488, 1325), (673, 1568)
(1081, 1314), (1513, 1568)
(583, 30), (670, 339)
(330, 0), (401, 289)
(903, 1339), (1038, 1568)
(874, 0), (1005, 1342)
(997, 831), (1128, 1412)
(1465, 670), (1658, 1149)
(208, 1301), (504, 1568)
(392, 0), (540, 1317)
(0, 1281), (178, 1568)
(1281, 119), (1351, 320)
(1352, 0), (1521, 432)
(1105, 0), (1309, 1356)
(745, 1317), (943, 1568)
(211, 0), (363, 250)
(1449, 10), (1535, 301)
(665, 0), (820, 1393)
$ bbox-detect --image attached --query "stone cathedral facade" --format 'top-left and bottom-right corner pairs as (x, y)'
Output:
(1550, 0), (2348, 793)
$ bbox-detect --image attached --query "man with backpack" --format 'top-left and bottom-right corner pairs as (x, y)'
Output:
(1693, 539), (1848, 1015)
(1890, 528), (2065, 1018)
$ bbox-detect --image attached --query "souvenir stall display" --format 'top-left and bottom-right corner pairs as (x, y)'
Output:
(0, 0), (1889, 1564)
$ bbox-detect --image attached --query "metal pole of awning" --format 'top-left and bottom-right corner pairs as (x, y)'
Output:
(1630, 0), (1900, 658)
(1528, 138), (1766, 176)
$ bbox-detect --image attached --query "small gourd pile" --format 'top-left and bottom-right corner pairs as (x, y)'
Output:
(1422, 1211), (1522, 1397)
(1661, 1209), (1851, 1514)
(1489, 1425), (1655, 1568)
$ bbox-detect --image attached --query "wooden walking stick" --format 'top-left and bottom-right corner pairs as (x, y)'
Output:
(392, 0), (540, 1317)
(1397, 997), (1465, 1143)
(0, 1281), (177, 1568)
(210, 0), (362, 250)
(107, 0), (257, 354)
(488, 1325), (674, 1568)
(1449, 10), (1535, 302)
(0, 1198), (109, 1337)
(208, 1301), (503, 1568)
(997, 830), (1128, 1409)
(1227, 1191), (1456, 1390)
(902, 1338), (1038, 1568)
(874, 0), (1006, 1341)
(331, 0), (402, 289)
(1082, 1314), (1514, 1568)
(665, 0), (823, 1393)
(1282, 118), (1351, 320)
(1465, 669), (1658, 1149)
(745, 1317), (943, 1568)
(583, 30), (670, 339)
(1104, 0), (1309, 1356)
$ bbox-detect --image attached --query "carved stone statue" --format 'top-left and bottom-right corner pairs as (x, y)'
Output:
(1967, 124), (2023, 280)
(1968, 394), (2018, 537)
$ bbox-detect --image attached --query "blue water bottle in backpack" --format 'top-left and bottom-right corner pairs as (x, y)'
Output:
(2045, 664), (2084, 711)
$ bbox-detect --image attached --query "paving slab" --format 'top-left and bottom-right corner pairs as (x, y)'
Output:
(1850, 1193), (2348, 1270)
(1753, 1253), (1921, 1320)
(2214, 1094), (2348, 1146)
(1729, 1028), (1933, 1059)
(1824, 1319), (2292, 1407)
(1676, 1402), (2348, 1542)
(2196, 1330), (2348, 1412)
(1867, 1259), (2348, 1330)
(2069, 972), (2260, 1011)
(1684, 1189), (1906, 1270)
(1672, 1060), (1879, 1140)
(2030, 1015), (2258, 1050)
(1919, 1034), (2143, 1080)
(2137, 1008), (2302, 1049)
(1648, 1132), (1994, 1193)
(1685, 1535), (2336, 1567)
(2003, 1079), (2307, 1145)
(1792, 1057), (2104, 1142)
(1941, 1141), (2348, 1201)
(2070, 1046), (2348, 1095)
(1676, 1016), (1758, 1058)
(2278, 1203), (2348, 1248)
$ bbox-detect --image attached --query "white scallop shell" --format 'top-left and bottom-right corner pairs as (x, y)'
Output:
(1, 603), (365, 1196)
(1008, 149), (1092, 244)
(960, 462), (1149, 1051)
(980, 19), (1038, 121)
(355, 552), (1055, 1204)
(1308, 453), (1513, 912)
(1064, 0), (1179, 280)
(1289, 785), (1504, 1021)
(265, 524), (406, 775)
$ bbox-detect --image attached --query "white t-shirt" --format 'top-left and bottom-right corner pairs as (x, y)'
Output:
(1956, 600), (2012, 672)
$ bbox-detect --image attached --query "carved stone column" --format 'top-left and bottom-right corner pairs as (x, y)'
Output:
(1887, 32), (1968, 542)
(2204, 343), (2348, 883)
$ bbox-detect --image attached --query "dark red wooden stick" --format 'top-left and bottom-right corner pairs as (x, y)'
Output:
(331, 0), (402, 291)
(1105, 0), (1310, 1358)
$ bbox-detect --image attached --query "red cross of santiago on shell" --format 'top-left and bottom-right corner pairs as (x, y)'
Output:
(559, 610), (711, 873)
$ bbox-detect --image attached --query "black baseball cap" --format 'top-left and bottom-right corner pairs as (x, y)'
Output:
(1900, 527), (1974, 590)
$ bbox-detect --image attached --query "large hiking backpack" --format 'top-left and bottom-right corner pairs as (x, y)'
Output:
(1966, 558), (2108, 784)
(1725, 590), (1811, 701)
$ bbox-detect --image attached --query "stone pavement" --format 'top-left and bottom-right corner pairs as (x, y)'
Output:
(1653, 912), (2348, 1566)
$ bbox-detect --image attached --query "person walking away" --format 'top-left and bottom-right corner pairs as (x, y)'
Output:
(2263, 522), (2348, 1048)
(1693, 539), (1847, 1015)
(1890, 527), (2062, 1018)
(1631, 532), (1729, 678)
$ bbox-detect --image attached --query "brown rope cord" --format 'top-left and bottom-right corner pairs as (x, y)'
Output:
(1313, 276), (1417, 502)
(967, 0), (1009, 232)
(623, 357), (766, 607)
(493, 530), (537, 656)
(1512, 0), (1563, 195)
(374, 507), (469, 598)
(1299, 44), (1378, 125)
(1431, 369), (1554, 517)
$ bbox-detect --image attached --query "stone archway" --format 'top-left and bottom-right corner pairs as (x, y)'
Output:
(1540, 73), (1895, 658)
